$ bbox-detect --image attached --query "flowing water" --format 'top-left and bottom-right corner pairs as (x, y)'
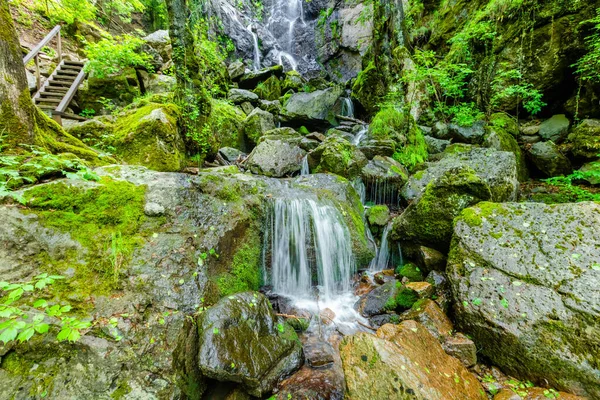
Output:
(265, 0), (305, 70)
(369, 223), (392, 272)
(300, 156), (310, 176)
(247, 24), (261, 70)
(353, 127), (368, 146)
(341, 98), (355, 118)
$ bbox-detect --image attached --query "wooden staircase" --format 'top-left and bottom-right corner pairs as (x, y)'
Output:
(23, 26), (87, 126)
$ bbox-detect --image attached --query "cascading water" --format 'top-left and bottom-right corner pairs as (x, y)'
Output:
(247, 24), (261, 70)
(351, 177), (366, 205)
(300, 156), (310, 176)
(265, 0), (306, 70)
(353, 126), (368, 146)
(369, 223), (392, 272)
(341, 98), (355, 118)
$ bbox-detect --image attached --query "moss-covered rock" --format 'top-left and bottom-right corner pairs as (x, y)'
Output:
(528, 141), (572, 177)
(367, 205), (390, 227)
(243, 108), (276, 147)
(567, 119), (600, 160)
(65, 119), (114, 152)
(253, 75), (282, 101)
(351, 61), (387, 115)
(310, 136), (367, 179)
(396, 262), (424, 282)
(448, 201), (600, 398)
(282, 70), (305, 92)
(205, 99), (247, 156)
(483, 124), (528, 181)
(111, 103), (184, 172)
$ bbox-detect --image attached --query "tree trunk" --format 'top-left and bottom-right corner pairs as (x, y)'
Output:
(0, 0), (36, 147)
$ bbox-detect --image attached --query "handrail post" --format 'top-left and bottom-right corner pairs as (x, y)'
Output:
(34, 54), (41, 91)
(57, 28), (62, 64)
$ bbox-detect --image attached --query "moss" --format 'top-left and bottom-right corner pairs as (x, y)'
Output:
(484, 125), (527, 181)
(23, 178), (147, 294)
(111, 381), (132, 399)
(385, 284), (419, 311)
(253, 75), (282, 101)
(282, 70), (304, 92)
(77, 68), (141, 113)
(298, 126), (310, 135)
(313, 136), (367, 178)
(204, 99), (246, 156)
(111, 102), (184, 172)
(489, 113), (518, 136)
(458, 207), (483, 227)
(567, 119), (600, 160)
(351, 61), (387, 114)
(215, 230), (262, 297)
(396, 262), (424, 281)
(367, 205), (390, 227)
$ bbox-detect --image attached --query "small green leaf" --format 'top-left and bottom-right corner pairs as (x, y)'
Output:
(472, 298), (482, 306)
(213, 327), (219, 334)
(17, 327), (35, 343)
(592, 264), (600, 271)
(501, 298), (509, 309)
(33, 299), (48, 308)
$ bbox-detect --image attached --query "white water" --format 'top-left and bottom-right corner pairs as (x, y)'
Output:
(266, 0), (305, 69)
(341, 98), (355, 118)
(300, 156), (310, 175)
(353, 127), (368, 146)
(277, 50), (298, 71)
(247, 24), (261, 70)
(351, 177), (366, 205)
(369, 223), (392, 272)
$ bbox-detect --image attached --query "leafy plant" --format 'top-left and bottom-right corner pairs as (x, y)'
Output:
(0, 274), (91, 344)
(542, 159), (600, 202)
(79, 108), (96, 118)
(33, 0), (96, 25)
(574, 9), (600, 84)
(84, 35), (153, 79)
(491, 65), (546, 116)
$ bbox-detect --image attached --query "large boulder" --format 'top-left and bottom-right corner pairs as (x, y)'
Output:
(143, 30), (171, 62)
(246, 138), (306, 177)
(238, 65), (284, 90)
(228, 88), (260, 105)
(243, 108), (276, 147)
(448, 120), (487, 144)
(484, 117), (528, 181)
(138, 71), (176, 95)
(253, 75), (282, 101)
(77, 68), (141, 114)
(401, 147), (519, 203)
(567, 119), (600, 160)
(173, 292), (303, 398)
(448, 202), (600, 398)
(351, 62), (387, 115)
(112, 103), (185, 171)
(528, 141), (572, 177)
(309, 136), (367, 179)
(340, 321), (486, 400)
(205, 99), (247, 156)
(539, 114), (570, 143)
(282, 86), (344, 128)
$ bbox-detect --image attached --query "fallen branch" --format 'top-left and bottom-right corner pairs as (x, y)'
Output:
(357, 320), (376, 331)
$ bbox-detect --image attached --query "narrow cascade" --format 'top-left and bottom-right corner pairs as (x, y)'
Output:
(300, 156), (310, 176)
(369, 223), (392, 272)
(247, 24), (261, 70)
(365, 178), (400, 208)
(341, 98), (355, 118)
(351, 177), (366, 205)
(266, 0), (305, 69)
(353, 127), (368, 146)
(264, 197), (356, 302)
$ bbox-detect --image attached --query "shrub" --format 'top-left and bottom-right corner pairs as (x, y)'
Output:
(84, 35), (153, 78)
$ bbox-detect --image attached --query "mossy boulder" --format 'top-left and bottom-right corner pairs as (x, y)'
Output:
(567, 119), (600, 160)
(282, 86), (344, 128)
(77, 68), (141, 114)
(340, 321), (487, 400)
(243, 108), (276, 147)
(396, 262), (424, 282)
(392, 166), (492, 251)
(483, 124), (528, 181)
(539, 114), (570, 143)
(246, 137), (306, 178)
(173, 292), (302, 398)
(351, 61), (387, 115)
(527, 141), (572, 177)
(205, 99), (247, 156)
(448, 202), (600, 398)
(282, 70), (305, 92)
(367, 204), (390, 227)
(309, 136), (367, 179)
(253, 75), (282, 101)
(65, 119), (114, 151)
(111, 103), (185, 172)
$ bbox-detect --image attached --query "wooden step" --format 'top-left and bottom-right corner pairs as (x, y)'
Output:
(35, 98), (61, 104)
(63, 60), (85, 66)
(56, 70), (79, 77)
(39, 92), (65, 98)
(50, 79), (75, 85)
(44, 87), (69, 92)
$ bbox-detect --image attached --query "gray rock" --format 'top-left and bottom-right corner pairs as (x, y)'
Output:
(401, 147), (519, 203)
(304, 338), (335, 368)
(528, 141), (572, 177)
(449, 201), (600, 398)
(218, 147), (245, 163)
(358, 139), (395, 159)
(173, 292), (303, 398)
(356, 281), (397, 317)
(539, 114), (570, 142)
(442, 333), (477, 367)
(238, 65), (284, 90)
(244, 108), (276, 146)
(448, 120), (486, 144)
(138, 71), (176, 94)
(246, 138), (306, 177)
(580, 161), (600, 185)
(282, 86), (344, 127)
(424, 135), (450, 154)
(259, 99), (282, 114)
(228, 61), (245, 80)
(240, 101), (255, 115)
(144, 202), (165, 216)
(25, 69), (37, 92)
(143, 30), (171, 62)
(228, 88), (259, 104)
(432, 121), (451, 139)
(308, 135), (367, 179)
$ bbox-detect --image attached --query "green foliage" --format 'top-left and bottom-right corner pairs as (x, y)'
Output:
(542, 160), (600, 202)
(97, 0), (145, 25)
(141, 0), (168, 30)
(447, 102), (484, 127)
(0, 274), (91, 344)
(84, 35), (153, 79)
(216, 231), (262, 297)
(574, 9), (600, 84)
(385, 284), (419, 311)
(491, 65), (546, 115)
(32, 0), (96, 25)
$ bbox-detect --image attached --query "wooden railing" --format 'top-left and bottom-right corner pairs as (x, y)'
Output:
(22, 25), (62, 91)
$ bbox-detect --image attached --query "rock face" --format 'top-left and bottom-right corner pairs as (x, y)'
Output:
(340, 321), (486, 400)
(448, 120), (487, 144)
(567, 119), (600, 160)
(173, 292), (303, 398)
(528, 141), (572, 177)
(448, 202), (600, 398)
(246, 137), (306, 177)
(283, 86), (344, 127)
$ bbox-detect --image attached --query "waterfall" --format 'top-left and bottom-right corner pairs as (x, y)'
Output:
(300, 156), (309, 175)
(353, 127), (368, 146)
(277, 51), (298, 71)
(351, 177), (366, 205)
(341, 98), (355, 118)
(370, 223), (392, 272)
(247, 24), (261, 70)
(264, 197), (356, 302)
(265, 0), (304, 70)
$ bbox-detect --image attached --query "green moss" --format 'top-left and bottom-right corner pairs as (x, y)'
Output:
(204, 99), (246, 156)
(385, 283), (419, 311)
(313, 136), (366, 178)
(298, 126), (310, 135)
(396, 262), (424, 281)
(111, 381), (132, 399)
(351, 61), (387, 114)
(367, 205), (390, 227)
(253, 75), (282, 101)
(489, 113), (518, 136)
(23, 178), (147, 294)
(112, 102), (184, 172)
(215, 231), (262, 297)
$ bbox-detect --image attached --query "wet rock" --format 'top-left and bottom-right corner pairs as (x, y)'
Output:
(340, 321), (487, 400)
(493, 388), (584, 400)
(424, 135), (451, 154)
(369, 314), (397, 328)
(539, 114), (570, 142)
(358, 139), (395, 159)
(448, 120), (487, 144)
(449, 201), (600, 398)
(238, 65), (284, 90)
(355, 281), (397, 317)
(366, 205), (389, 227)
(244, 108), (276, 146)
(399, 299), (453, 341)
(228, 88), (259, 104)
(228, 61), (246, 81)
(304, 338), (335, 368)
(246, 138), (306, 177)
(417, 246), (446, 272)
(282, 86), (345, 127)
(254, 75), (282, 101)
(173, 292), (303, 398)
(484, 123), (528, 181)
(442, 333), (477, 367)
(282, 70), (305, 92)
(404, 282), (434, 298)
(567, 119), (600, 160)
(373, 270), (395, 285)
(528, 141), (572, 177)
(360, 156), (409, 202)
